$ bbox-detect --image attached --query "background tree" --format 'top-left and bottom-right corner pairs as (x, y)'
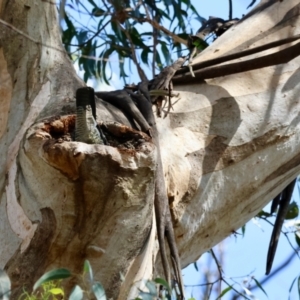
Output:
(1, 0), (300, 299)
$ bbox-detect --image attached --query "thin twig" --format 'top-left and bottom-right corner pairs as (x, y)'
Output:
(185, 279), (219, 288)
(66, 18), (111, 48)
(210, 249), (252, 300)
(210, 249), (223, 277)
(133, 16), (188, 46)
(283, 231), (300, 259)
(260, 216), (300, 259)
(253, 248), (300, 288)
(116, 21), (148, 82)
(231, 249), (299, 300)
(141, 2), (157, 77)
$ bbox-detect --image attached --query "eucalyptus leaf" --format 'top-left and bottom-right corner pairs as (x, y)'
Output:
(49, 288), (64, 296)
(33, 269), (71, 291)
(92, 282), (107, 300)
(138, 291), (154, 300)
(0, 269), (11, 300)
(154, 277), (171, 293)
(253, 278), (268, 297)
(193, 262), (198, 272)
(145, 281), (157, 296)
(285, 201), (299, 219)
(92, 8), (105, 17)
(84, 260), (94, 282)
(216, 286), (233, 299)
(241, 224), (246, 237)
(69, 285), (83, 300)
(296, 232), (300, 247)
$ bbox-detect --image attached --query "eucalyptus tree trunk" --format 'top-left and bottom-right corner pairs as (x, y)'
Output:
(1, 0), (300, 299)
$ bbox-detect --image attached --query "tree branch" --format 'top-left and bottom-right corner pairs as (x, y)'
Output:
(116, 21), (148, 82)
(133, 16), (188, 46)
(173, 36), (300, 84)
(210, 249), (252, 300)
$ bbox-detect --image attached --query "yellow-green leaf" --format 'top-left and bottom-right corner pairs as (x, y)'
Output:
(49, 288), (64, 296)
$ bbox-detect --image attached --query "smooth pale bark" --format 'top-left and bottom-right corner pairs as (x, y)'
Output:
(0, 0), (300, 299)
(171, 0), (300, 265)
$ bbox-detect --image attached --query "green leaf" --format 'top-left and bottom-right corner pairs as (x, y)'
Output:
(145, 281), (157, 296)
(160, 41), (170, 65)
(83, 260), (94, 282)
(154, 277), (171, 294)
(0, 269), (11, 300)
(76, 30), (88, 45)
(69, 285), (83, 300)
(138, 291), (154, 300)
(241, 224), (246, 237)
(253, 278), (268, 297)
(172, 32), (189, 49)
(193, 262), (198, 272)
(62, 13), (77, 56)
(86, 0), (98, 8)
(295, 232), (300, 247)
(141, 48), (150, 65)
(92, 8), (105, 17)
(289, 276), (297, 293)
(285, 201), (299, 219)
(49, 288), (64, 296)
(155, 53), (163, 70)
(216, 286), (233, 300)
(128, 27), (147, 48)
(92, 282), (106, 300)
(119, 53), (128, 81)
(140, 31), (154, 37)
(257, 210), (271, 218)
(189, 35), (208, 51)
(33, 269), (71, 291)
(111, 21), (124, 43)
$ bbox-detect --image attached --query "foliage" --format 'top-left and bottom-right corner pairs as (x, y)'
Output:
(0, 261), (107, 300)
(60, 0), (205, 83)
(0, 263), (194, 300)
(257, 197), (300, 249)
(33, 269), (71, 292)
(20, 280), (64, 300)
(0, 269), (10, 300)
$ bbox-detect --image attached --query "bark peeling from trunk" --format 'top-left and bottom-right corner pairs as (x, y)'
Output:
(5, 208), (56, 299)
(13, 116), (156, 298)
